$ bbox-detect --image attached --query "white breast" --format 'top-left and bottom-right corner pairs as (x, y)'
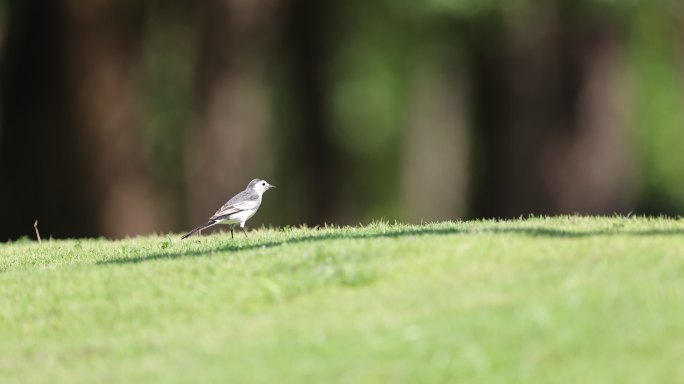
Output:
(217, 204), (260, 226)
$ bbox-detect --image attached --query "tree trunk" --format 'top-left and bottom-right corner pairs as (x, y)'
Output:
(61, 1), (164, 237)
(186, 0), (280, 229)
(468, 5), (633, 217)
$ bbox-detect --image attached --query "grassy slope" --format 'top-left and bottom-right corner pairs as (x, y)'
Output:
(1, 216), (684, 383)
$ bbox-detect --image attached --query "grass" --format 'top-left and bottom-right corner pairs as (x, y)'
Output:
(1, 216), (684, 383)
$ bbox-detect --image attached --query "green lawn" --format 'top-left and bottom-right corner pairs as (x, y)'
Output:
(1, 216), (683, 383)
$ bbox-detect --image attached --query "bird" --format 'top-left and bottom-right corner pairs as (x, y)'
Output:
(181, 178), (275, 239)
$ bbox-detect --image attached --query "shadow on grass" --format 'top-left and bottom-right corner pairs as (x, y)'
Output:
(97, 224), (684, 266)
(98, 226), (462, 266)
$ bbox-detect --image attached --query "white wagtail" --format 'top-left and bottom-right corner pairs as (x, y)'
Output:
(181, 178), (275, 239)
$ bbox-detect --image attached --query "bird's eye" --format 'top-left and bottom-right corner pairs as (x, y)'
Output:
(262, 182), (266, 186)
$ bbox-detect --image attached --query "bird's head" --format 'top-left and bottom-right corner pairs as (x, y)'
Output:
(248, 178), (276, 195)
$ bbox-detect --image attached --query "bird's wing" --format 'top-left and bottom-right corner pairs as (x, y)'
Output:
(210, 191), (260, 220)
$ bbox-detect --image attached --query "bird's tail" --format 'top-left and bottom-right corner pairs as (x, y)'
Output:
(181, 220), (218, 239)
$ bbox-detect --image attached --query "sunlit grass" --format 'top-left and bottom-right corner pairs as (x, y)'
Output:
(1, 216), (683, 383)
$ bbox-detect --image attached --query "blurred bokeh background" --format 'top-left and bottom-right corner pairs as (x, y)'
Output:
(0, 0), (683, 240)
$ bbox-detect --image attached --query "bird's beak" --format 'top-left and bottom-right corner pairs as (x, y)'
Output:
(269, 185), (276, 189)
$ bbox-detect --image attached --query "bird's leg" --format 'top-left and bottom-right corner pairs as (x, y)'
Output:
(230, 225), (234, 239)
(241, 223), (248, 238)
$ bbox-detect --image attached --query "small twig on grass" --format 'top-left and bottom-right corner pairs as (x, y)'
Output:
(34, 220), (42, 243)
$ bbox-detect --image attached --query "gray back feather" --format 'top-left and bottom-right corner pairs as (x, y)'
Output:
(226, 189), (259, 206)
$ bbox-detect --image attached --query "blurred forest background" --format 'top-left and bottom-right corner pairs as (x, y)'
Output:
(0, 0), (683, 240)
